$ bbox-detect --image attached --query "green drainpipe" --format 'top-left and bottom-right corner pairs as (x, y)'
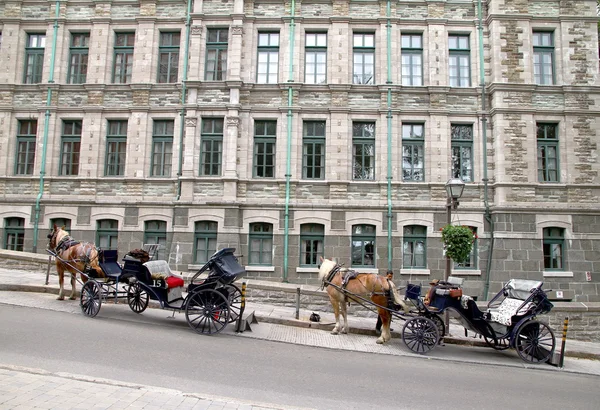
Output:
(32, 0), (61, 253)
(386, 0), (393, 270)
(478, 0), (494, 300)
(176, 0), (192, 200)
(283, 0), (296, 282)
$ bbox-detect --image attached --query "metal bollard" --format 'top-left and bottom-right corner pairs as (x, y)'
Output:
(559, 317), (569, 368)
(295, 287), (301, 320)
(236, 282), (247, 333)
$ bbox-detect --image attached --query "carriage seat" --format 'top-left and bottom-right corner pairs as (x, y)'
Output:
(143, 260), (184, 288)
(487, 298), (533, 326)
(99, 249), (122, 279)
(486, 279), (541, 326)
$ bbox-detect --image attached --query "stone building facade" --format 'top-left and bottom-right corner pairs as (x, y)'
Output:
(0, 0), (599, 301)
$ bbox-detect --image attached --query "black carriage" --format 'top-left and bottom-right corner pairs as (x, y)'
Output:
(69, 247), (245, 335)
(400, 278), (556, 364)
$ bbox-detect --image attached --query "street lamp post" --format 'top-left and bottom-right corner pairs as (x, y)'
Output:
(444, 178), (465, 334)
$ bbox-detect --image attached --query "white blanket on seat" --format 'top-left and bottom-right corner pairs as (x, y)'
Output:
(488, 298), (533, 326)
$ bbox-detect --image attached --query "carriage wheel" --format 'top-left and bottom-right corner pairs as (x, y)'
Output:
(80, 280), (102, 318)
(426, 313), (445, 338)
(514, 320), (556, 364)
(402, 317), (439, 354)
(127, 283), (149, 314)
(185, 289), (230, 335)
(484, 335), (510, 350)
(224, 284), (242, 323)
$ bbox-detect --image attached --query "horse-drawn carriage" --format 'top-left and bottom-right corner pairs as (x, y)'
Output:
(318, 257), (556, 364)
(47, 225), (245, 335)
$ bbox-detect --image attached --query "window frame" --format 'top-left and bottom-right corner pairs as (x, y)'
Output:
(105, 120), (127, 176)
(402, 123), (425, 182)
(249, 222), (273, 266)
(158, 31), (180, 83)
(205, 28), (228, 81)
(352, 122), (375, 180)
(151, 120), (174, 177)
(543, 227), (565, 271)
(401, 33), (423, 86)
(59, 120), (82, 176)
(194, 221), (218, 264)
(451, 124), (473, 183)
(144, 220), (167, 260)
(302, 121), (326, 180)
(24, 33), (46, 84)
(96, 219), (118, 250)
(448, 34), (471, 87)
(68, 32), (90, 84)
(352, 33), (375, 85)
(351, 224), (376, 268)
(112, 32), (135, 84)
(536, 123), (559, 183)
(15, 120), (37, 175)
(257, 32), (280, 84)
(199, 118), (223, 176)
(4, 217), (25, 251)
(299, 223), (324, 267)
(253, 120), (276, 178)
(402, 225), (427, 269)
(305, 32), (327, 84)
(533, 31), (555, 85)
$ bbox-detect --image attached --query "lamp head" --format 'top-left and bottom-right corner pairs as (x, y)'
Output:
(445, 178), (465, 199)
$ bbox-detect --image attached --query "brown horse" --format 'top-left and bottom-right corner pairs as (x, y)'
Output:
(48, 225), (104, 300)
(318, 257), (407, 344)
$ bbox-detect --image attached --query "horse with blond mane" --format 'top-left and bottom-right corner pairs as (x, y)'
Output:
(318, 257), (407, 344)
(48, 225), (104, 300)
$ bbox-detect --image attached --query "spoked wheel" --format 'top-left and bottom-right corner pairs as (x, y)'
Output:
(402, 317), (440, 354)
(484, 335), (511, 350)
(224, 284), (242, 323)
(427, 314), (445, 339)
(127, 282), (149, 314)
(80, 280), (102, 318)
(514, 320), (556, 364)
(185, 289), (230, 335)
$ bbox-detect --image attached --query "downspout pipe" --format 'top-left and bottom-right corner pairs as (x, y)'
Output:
(283, 0), (296, 282)
(176, 0), (193, 200)
(478, 0), (494, 300)
(32, 0), (60, 253)
(386, 0), (393, 271)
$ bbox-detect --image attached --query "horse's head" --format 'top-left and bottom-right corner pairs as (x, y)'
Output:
(318, 257), (339, 282)
(47, 224), (68, 250)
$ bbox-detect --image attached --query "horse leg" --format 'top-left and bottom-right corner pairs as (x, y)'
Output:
(340, 302), (349, 334)
(69, 272), (77, 300)
(329, 293), (341, 335)
(56, 265), (65, 300)
(376, 307), (392, 344)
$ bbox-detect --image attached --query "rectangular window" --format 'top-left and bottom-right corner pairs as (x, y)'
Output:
(402, 123), (424, 181)
(15, 120), (37, 175)
(205, 28), (228, 81)
(24, 34), (45, 84)
(451, 124), (473, 182)
(144, 220), (167, 260)
(401, 34), (423, 86)
(300, 224), (324, 266)
(113, 32), (135, 84)
(533, 31), (554, 85)
(403, 225), (427, 268)
(249, 223), (273, 265)
(200, 118), (223, 176)
(352, 122), (375, 180)
(151, 120), (173, 177)
(449, 34), (470, 87)
(305, 33), (327, 84)
(302, 121), (325, 179)
(96, 219), (118, 250)
(257, 32), (279, 84)
(194, 221), (218, 264)
(253, 120), (276, 178)
(68, 33), (89, 84)
(105, 120), (127, 176)
(351, 224), (376, 267)
(4, 218), (25, 252)
(158, 32), (180, 83)
(60, 120), (82, 176)
(537, 123), (559, 182)
(353, 33), (374, 85)
(543, 227), (564, 270)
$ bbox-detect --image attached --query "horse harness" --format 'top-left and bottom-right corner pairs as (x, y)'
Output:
(323, 263), (386, 298)
(55, 235), (80, 253)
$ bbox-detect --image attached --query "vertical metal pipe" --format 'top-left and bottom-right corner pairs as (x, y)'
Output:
(176, 0), (193, 200)
(559, 317), (569, 368)
(33, 0), (61, 253)
(385, 0), (393, 270)
(295, 287), (301, 319)
(283, 0), (296, 282)
(444, 198), (452, 331)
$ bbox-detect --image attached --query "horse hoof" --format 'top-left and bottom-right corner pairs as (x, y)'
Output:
(341, 330), (348, 334)
(57, 296), (64, 301)
(69, 296), (76, 300)
(376, 338), (385, 344)
(331, 330), (339, 335)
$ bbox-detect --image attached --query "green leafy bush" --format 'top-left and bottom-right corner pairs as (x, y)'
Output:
(441, 225), (475, 263)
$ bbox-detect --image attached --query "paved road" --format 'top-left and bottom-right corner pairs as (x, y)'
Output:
(2, 299), (600, 410)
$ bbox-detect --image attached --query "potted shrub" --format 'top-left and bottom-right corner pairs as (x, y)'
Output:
(441, 224), (475, 263)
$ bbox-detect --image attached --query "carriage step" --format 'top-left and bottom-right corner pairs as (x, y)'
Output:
(235, 310), (258, 333)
